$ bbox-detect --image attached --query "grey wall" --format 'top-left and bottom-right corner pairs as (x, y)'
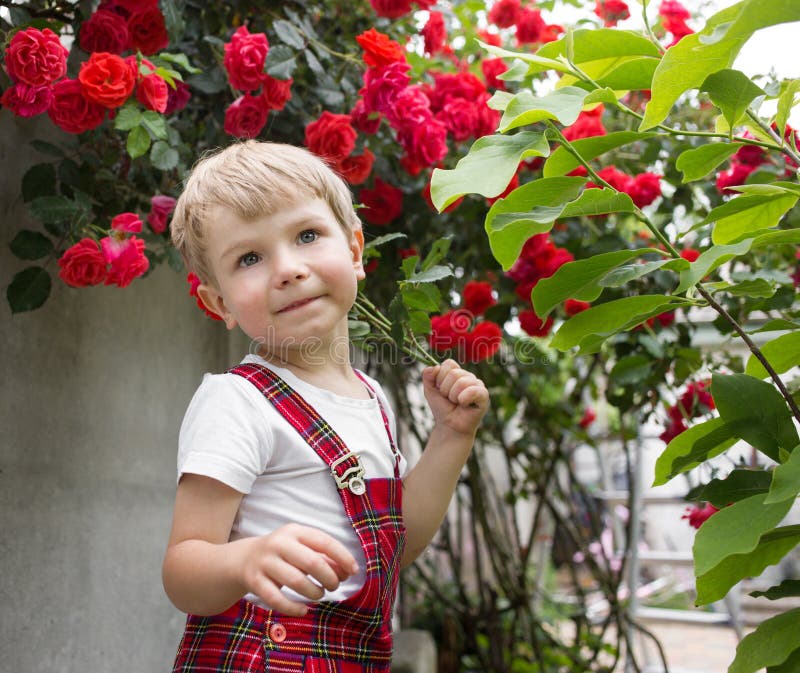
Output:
(1, 114), (230, 672)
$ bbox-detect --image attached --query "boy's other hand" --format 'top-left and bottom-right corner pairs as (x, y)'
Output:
(240, 523), (359, 617)
(422, 359), (489, 437)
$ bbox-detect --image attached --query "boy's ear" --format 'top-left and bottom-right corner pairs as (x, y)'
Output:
(352, 227), (366, 280)
(197, 283), (237, 330)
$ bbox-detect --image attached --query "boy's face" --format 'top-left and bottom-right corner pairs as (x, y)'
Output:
(197, 198), (365, 360)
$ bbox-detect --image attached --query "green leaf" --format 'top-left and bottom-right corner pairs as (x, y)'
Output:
(748, 319), (800, 334)
(21, 163), (56, 203)
(348, 320), (371, 338)
(408, 310), (432, 334)
(750, 579), (800, 600)
(431, 131), (551, 210)
(699, 469), (772, 507)
(402, 287), (440, 312)
(150, 141), (179, 171)
(746, 332), (800, 379)
(28, 195), (79, 224)
(694, 493), (794, 577)
(641, 1), (800, 130)
(273, 19), (305, 49)
(696, 525), (800, 605)
(114, 105), (143, 131)
(9, 230), (54, 261)
(187, 67), (227, 94)
(701, 69), (765, 129)
(141, 111), (168, 140)
(653, 416), (738, 486)
(498, 86), (589, 133)
(560, 56), (658, 92)
(532, 248), (659, 318)
(676, 143), (743, 183)
(264, 44), (297, 80)
(543, 131), (659, 177)
(364, 232), (406, 249)
(158, 51), (201, 74)
(483, 177), (586, 270)
(775, 79), (800, 138)
(767, 646), (800, 673)
(711, 193), (798, 244)
(609, 355), (653, 385)
(477, 40), (572, 75)
(536, 28), (661, 65)
(406, 265), (453, 283)
(729, 608), (800, 673)
(126, 125), (151, 159)
(550, 295), (689, 355)
(7, 266), (52, 314)
(30, 140), (65, 157)
(676, 238), (755, 292)
(765, 446), (800, 503)
(712, 373), (800, 461)
(721, 277), (776, 298)
(598, 257), (689, 288)
(421, 238), (452, 272)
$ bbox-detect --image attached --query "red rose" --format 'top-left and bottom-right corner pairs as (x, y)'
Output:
(478, 30), (503, 47)
(103, 236), (149, 287)
(629, 172), (662, 207)
(488, 0), (521, 28)
(429, 310), (472, 352)
(579, 407), (597, 429)
(716, 162), (755, 194)
(385, 85), (432, 131)
(397, 118), (448, 168)
(127, 5), (169, 55)
(519, 309), (554, 337)
(136, 72), (168, 112)
(337, 150), (375, 185)
(0, 82), (53, 117)
(421, 12), (447, 55)
(541, 24), (564, 43)
(187, 272), (223, 320)
(682, 503), (719, 529)
(589, 165), (634, 193)
(422, 180), (462, 213)
(351, 98), (382, 135)
(482, 58), (508, 90)
(78, 52), (136, 109)
(487, 173), (520, 205)
(224, 25), (269, 92)
(304, 111), (357, 163)
(594, 0), (630, 27)
(565, 299), (591, 316)
(47, 79), (106, 133)
(563, 106), (607, 141)
(425, 71), (486, 113)
(111, 212), (142, 233)
(437, 97), (480, 142)
(164, 80), (191, 115)
(79, 9), (130, 54)
(224, 94), (269, 139)
(356, 28), (406, 68)
(4, 27), (68, 87)
(369, 0), (413, 19)
(261, 75), (292, 111)
(659, 418), (687, 443)
(465, 321), (503, 363)
(99, 0), (158, 18)
(463, 281), (496, 316)
(58, 238), (108, 287)
(361, 61), (412, 116)
(516, 6), (546, 44)
(148, 195), (176, 234)
(734, 142), (768, 167)
(679, 248), (700, 262)
(359, 178), (403, 225)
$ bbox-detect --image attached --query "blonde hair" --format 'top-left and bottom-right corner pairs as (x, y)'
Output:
(171, 141), (361, 284)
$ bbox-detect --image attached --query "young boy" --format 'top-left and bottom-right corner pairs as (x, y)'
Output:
(163, 141), (488, 672)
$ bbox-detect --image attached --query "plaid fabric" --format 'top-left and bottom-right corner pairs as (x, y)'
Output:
(172, 364), (406, 673)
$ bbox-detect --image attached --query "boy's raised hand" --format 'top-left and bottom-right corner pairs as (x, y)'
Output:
(421, 359), (489, 437)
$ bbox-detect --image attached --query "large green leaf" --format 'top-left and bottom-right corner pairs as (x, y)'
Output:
(745, 332), (800, 379)
(653, 417), (738, 486)
(775, 79), (800, 138)
(640, 0), (800, 130)
(676, 143), (743, 183)
(729, 608), (800, 673)
(711, 193), (798, 244)
(768, 646), (800, 673)
(532, 248), (658, 318)
(696, 525), (800, 605)
(699, 469), (772, 507)
(28, 195), (80, 224)
(701, 69), (765, 129)
(430, 131), (551, 211)
(498, 87), (589, 133)
(750, 579), (800, 600)
(560, 56), (658, 92)
(712, 373), (800, 461)
(550, 295), (689, 354)
(9, 230), (54, 261)
(7, 266), (52, 314)
(694, 493), (794, 576)
(543, 131), (659, 177)
(535, 28), (661, 67)
(765, 446), (800, 504)
(598, 257), (689, 287)
(483, 177), (586, 270)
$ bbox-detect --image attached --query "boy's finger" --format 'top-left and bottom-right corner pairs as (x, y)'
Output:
(295, 527), (359, 577)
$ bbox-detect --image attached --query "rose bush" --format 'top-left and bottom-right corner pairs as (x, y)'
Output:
(3, 1), (799, 671)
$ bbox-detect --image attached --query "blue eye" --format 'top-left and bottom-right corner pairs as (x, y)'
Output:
(299, 229), (318, 244)
(238, 252), (260, 267)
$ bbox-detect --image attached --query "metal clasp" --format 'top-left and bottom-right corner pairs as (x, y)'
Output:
(330, 453), (366, 495)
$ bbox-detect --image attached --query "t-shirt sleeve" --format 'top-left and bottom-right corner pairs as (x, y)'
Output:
(177, 373), (273, 493)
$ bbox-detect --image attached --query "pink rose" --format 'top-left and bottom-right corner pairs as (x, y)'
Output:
(47, 79), (107, 134)
(102, 236), (149, 287)
(0, 82), (53, 117)
(223, 25), (269, 92)
(147, 195), (176, 234)
(187, 272), (223, 320)
(482, 58), (508, 90)
(351, 98), (382, 135)
(385, 85), (432, 131)
(111, 212), (143, 233)
(224, 94), (269, 139)
(4, 27), (68, 87)
(437, 97), (480, 142)
(361, 61), (412, 116)
(421, 11), (447, 55)
(397, 118), (448, 168)
(58, 238), (108, 287)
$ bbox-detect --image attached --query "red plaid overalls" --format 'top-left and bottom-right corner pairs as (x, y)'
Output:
(172, 363), (406, 673)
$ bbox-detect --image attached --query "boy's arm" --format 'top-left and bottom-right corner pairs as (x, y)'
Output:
(400, 360), (489, 566)
(162, 474), (358, 616)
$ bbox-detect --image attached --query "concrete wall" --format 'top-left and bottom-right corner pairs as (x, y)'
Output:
(1, 114), (229, 672)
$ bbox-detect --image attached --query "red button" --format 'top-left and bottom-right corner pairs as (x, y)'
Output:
(269, 623), (287, 643)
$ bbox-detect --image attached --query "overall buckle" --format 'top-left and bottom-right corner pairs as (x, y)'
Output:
(330, 453), (366, 495)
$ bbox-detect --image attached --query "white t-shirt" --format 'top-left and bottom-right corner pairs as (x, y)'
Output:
(177, 354), (407, 608)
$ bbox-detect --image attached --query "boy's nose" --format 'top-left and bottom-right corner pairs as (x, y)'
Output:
(273, 252), (309, 286)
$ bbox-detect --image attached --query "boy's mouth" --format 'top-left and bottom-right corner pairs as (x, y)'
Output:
(277, 296), (320, 313)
